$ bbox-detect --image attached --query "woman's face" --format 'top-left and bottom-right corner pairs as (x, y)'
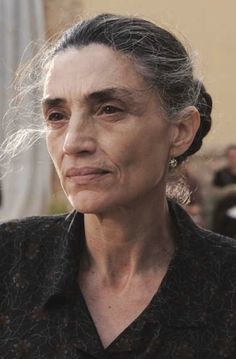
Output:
(43, 44), (175, 214)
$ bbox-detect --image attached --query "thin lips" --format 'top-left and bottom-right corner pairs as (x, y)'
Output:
(65, 167), (110, 177)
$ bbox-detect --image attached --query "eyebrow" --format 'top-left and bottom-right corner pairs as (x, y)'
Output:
(41, 98), (66, 108)
(42, 87), (141, 108)
(87, 87), (137, 104)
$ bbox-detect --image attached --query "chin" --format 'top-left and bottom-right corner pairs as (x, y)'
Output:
(67, 190), (115, 214)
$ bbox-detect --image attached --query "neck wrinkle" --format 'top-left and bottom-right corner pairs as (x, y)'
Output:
(81, 198), (175, 281)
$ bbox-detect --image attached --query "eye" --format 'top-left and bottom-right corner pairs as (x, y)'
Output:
(46, 112), (66, 122)
(99, 105), (123, 115)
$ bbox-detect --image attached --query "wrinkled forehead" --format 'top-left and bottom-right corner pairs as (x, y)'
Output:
(43, 44), (149, 100)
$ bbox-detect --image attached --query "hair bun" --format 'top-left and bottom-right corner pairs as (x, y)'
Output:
(177, 82), (212, 163)
(198, 83), (212, 121)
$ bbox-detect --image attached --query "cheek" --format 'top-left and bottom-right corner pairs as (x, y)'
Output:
(125, 129), (170, 164)
(110, 128), (170, 182)
(46, 132), (64, 174)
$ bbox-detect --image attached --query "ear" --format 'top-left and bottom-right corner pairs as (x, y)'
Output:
(169, 106), (200, 158)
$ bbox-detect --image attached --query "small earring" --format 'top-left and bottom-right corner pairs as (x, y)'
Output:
(169, 157), (177, 168)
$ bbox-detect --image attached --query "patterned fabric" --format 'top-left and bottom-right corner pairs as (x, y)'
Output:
(0, 201), (236, 358)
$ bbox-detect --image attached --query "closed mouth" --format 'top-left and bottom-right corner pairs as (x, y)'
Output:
(66, 167), (111, 177)
(65, 167), (111, 184)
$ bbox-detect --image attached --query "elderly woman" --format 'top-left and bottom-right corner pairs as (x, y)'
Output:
(1, 14), (236, 358)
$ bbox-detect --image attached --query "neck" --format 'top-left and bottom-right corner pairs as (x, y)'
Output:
(81, 195), (175, 286)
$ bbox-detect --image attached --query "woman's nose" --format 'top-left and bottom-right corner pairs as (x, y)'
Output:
(63, 114), (97, 155)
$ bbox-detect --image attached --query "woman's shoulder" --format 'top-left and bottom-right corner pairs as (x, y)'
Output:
(0, 214), (69, 265)
(206, 230), (236, 277)
(186, 224), (236, 288)
(0, 213), (68, 239)
(196, 225), (236, 257)
(171, 199), (236, 270)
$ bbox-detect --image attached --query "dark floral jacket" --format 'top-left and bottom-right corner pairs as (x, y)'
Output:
(0, 200), (236, 358)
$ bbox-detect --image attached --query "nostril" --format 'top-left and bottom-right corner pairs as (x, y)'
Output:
(63, 138), (97, 155)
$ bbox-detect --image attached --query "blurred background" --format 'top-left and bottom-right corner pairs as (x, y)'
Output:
(0, 0), (236, 237)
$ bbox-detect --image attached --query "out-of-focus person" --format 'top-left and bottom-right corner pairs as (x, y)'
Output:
(212, 146), (236, 237)
(212, 185), (236, 239)
(213, 145), (236, 187)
